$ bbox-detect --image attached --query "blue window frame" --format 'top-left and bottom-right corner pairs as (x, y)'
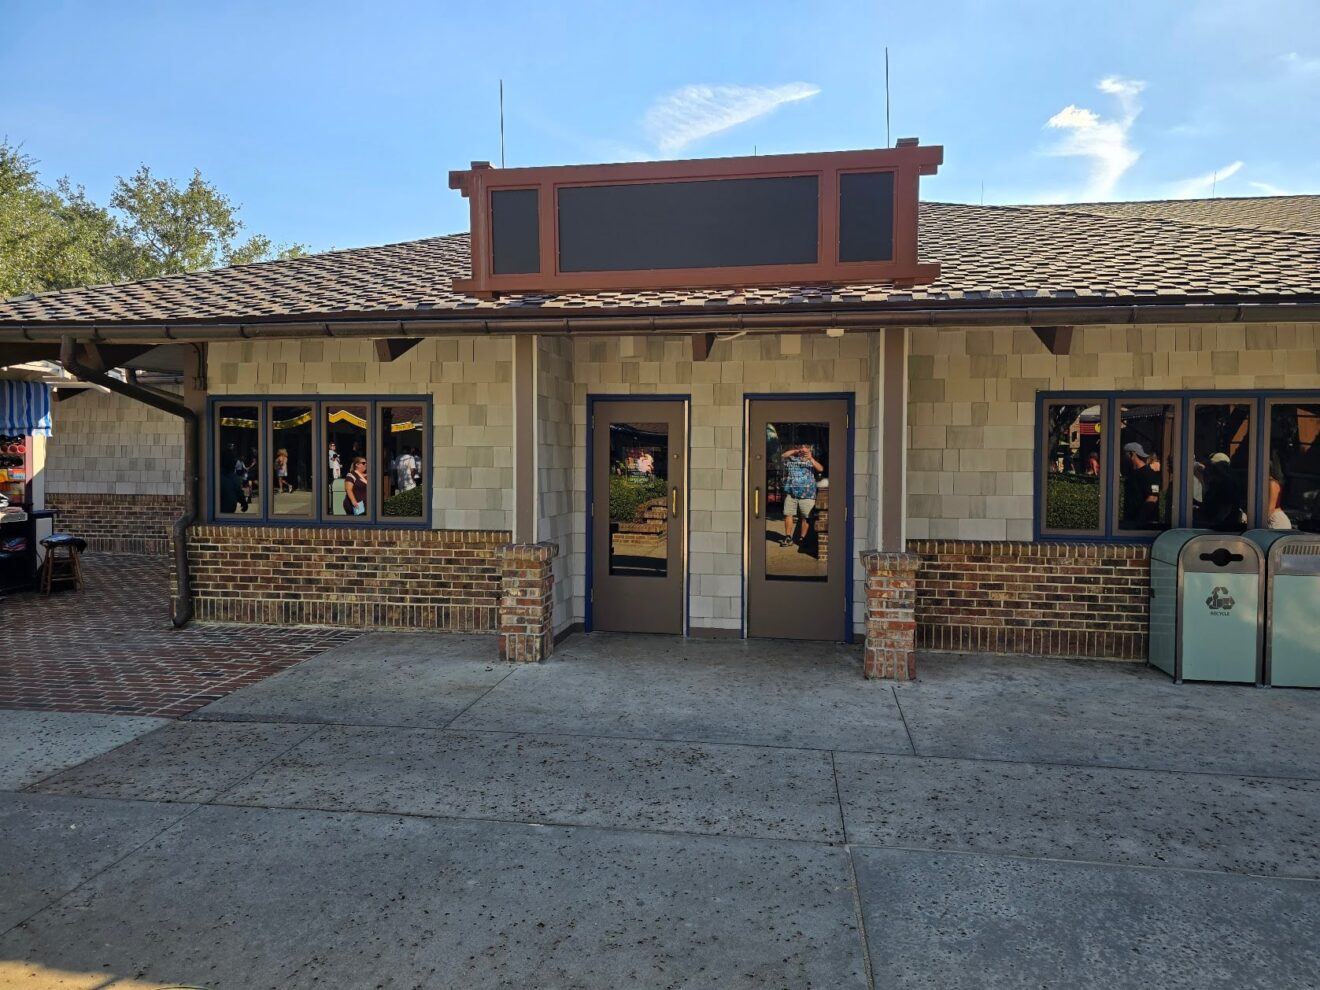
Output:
(207, 395), (432, 528)
(1036, 390), (1320, 541)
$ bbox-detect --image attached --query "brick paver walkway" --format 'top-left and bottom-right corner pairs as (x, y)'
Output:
(0, 554), (361, 717)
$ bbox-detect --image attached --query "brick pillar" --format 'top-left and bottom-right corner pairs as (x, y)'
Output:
(498, 541), (558, 662)
(860, 550), (920, 680)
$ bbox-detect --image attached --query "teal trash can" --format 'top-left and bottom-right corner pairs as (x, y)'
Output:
(1245, 529), (1320, 688)
(1148, 529), (1265, 684)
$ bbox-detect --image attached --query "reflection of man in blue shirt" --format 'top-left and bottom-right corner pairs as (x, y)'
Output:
(779, 444), (823, 547)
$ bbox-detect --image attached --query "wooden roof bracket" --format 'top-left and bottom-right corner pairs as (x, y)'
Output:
(1032, 325), (1074, 355)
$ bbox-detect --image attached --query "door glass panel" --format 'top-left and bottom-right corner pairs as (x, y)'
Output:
(608, 421), (669, 577)
(380, 404), (426, 520)
(1269, 402), (1320, 532)
(215, 404), (259, 518)
(270, 404), (314, 517)
(1042, 402), (1103, 532)
(765, 422), (829, 581)
(1191, 403), (1252, 531)
(326, 403), (369, 519)
(1117, 402), (1175, 532)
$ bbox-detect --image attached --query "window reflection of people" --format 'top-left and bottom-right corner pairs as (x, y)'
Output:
(275, 448), (291, 493)
(396, 447), (419, 492)
(636, 450), (655, 475)
(1267, 456), (1292, 530)
(343, 457), (369, 516)
(220, 444), (250, 514)
(1121, 442), (1161, 528)
(328, 442), (342, 480)
(779, 443), (823, 549)
(1199, 452), (1247, 531)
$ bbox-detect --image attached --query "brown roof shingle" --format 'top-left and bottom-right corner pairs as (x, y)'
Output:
(1033, 195), (1320, 235)
(2, 197), (1319, 328)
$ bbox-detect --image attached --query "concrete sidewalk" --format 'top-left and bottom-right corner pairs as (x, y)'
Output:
(3, 633), (1319, 988)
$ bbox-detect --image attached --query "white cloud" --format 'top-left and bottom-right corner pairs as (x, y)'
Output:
(1044, 76), (1146, 199)
(1248, 180), (1292, 196)
(1279, 51), (1320, 76)
(1169, 160), (1245, 198)
(644, 83), (821, 156)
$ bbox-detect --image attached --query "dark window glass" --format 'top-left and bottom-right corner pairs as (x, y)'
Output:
(764, 422), (830, 581)
(607, 421), (669, 577)
(839, 171), (895, 262)
(1116, 402), (1176, 533)
(491, 188), (540, 275)
(215, 404), (260, 518)
(1268, 402), (1320, 532)
(326, 404), (370, 520)
(270, 404), (314, 518)
(558, 175), (819, 272)
(1191, 403), (1253, 531)
(380, 404), (426, 520)
(1042, 402), (1104, 532)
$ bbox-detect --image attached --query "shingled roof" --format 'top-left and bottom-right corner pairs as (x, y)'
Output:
(2, 197), (1319, 329)
(1033, 195), (1320, 235)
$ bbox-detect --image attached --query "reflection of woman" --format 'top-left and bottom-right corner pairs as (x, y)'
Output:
(275, 448), (291, 493)
(1267, 456), (1292, 529)
(344, 457), (369, 516)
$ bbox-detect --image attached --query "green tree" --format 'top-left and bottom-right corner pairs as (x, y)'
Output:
(110, 165), (306, 279)
(0, 140), (307, 298)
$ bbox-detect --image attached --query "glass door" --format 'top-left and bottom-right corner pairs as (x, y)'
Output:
(590, 399), (687, 634)
(746, 398), (849, 641)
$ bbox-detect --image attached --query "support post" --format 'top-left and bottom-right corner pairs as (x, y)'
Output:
(860, 551), (920, 680)
(498, 541), (558, 662)
(878, 326), (908, 552)
(512, 334), (537, 543)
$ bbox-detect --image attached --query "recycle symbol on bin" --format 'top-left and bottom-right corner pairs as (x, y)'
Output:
(1205, 586), (1235, 611)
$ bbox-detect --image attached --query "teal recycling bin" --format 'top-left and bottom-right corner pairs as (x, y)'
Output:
(1149, 530), (1264, 684)
(1245, 530), (1320, 688)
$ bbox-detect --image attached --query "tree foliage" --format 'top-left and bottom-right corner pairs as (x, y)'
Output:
(0, 140), (307, 298)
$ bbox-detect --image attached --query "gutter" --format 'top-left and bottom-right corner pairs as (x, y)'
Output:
(8, 300), (1320, 344)
(58, 336), (197, 628)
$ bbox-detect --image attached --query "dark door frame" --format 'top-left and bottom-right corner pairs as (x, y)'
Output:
(742, 392), (856, 643)
(584, 393), (691, 634)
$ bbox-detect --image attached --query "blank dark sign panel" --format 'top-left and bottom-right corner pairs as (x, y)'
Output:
(557, 175), (819, 273)
(838, 171), (895, 262)
(491, 188), (541, 274)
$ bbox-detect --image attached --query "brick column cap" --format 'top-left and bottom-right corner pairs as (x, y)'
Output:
(859, 549), (921, 574)
(498, 540), (559, 562)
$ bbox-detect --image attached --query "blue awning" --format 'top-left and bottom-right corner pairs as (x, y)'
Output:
(0, 381), (52, 436)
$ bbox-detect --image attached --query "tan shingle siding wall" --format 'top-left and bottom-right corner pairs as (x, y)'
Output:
(537, 335), (577, 634)
(46, 386), (184, 496)
(208, 337), (513, 532)
(906, 323), (1320, 540)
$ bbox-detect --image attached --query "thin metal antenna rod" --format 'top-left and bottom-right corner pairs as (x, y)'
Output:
(499, 79), (506, 168)
(885, 47), (891, 148)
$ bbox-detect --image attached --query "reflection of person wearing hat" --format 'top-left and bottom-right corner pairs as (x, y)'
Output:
(1198, 451), (1247, 531)
(1121, 442), (1161, 528)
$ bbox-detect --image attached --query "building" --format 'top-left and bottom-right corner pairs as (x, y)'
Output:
(3, 144), (1318, 676)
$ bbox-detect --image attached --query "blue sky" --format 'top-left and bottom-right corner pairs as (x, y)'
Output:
(3, 0), (1318, 253)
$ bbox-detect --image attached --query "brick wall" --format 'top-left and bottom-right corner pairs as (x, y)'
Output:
(47, 492), (183, 555)
(910, 539), (1150, 660)
(184, 525), (510, 629)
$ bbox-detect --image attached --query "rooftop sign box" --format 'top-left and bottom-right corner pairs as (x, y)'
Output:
(448, 141), (942, 297)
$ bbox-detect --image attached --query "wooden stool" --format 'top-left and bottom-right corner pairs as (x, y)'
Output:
(40, 533), (86, 594)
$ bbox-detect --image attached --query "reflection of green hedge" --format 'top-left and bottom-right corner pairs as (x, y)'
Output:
(609, 475), (667, 523)
(1045, 474), (1100, 530)
(382, 485), (424, 517)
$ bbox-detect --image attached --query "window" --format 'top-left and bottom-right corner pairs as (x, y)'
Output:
(211, 396), (430, 526)
(1037, 391), (1319, 541)
(1115, 401), (1177, 536)
(1040, 399), (1106, 536)
(1267, 400), (1320, 533)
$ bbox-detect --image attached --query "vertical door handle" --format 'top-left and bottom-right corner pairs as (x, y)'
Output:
(753, 487), (760, 518)
(671, 487), (679, 518)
